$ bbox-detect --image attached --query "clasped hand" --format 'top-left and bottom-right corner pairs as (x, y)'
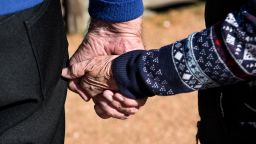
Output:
(62, 17), (147, 120)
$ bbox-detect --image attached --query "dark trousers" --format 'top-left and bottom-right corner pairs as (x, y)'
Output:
(0, 0), (68, 143)
(197, 0), (256, 143)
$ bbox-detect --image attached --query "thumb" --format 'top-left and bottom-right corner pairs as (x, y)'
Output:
(61, 60), (91, 79)
(61, 67), (75, 79)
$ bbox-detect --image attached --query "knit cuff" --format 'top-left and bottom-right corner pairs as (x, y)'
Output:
(112, 50), (154, 99)
(89, 0), (144, 22)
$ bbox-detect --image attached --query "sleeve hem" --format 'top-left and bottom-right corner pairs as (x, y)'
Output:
(112, 50), (154, 99)
(89, 0), (144, 22)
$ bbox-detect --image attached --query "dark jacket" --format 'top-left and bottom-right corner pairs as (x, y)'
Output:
(198, 0), (256, 144)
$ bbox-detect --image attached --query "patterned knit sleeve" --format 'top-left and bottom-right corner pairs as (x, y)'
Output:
(112, 7), (256, 99)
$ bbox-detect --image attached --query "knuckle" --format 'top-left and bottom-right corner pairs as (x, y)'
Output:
(70, 65), (78, 77)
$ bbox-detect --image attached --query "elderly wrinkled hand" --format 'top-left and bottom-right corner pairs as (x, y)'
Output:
(62, 55), (148, 120)
(65, 17), (143, 101)
(62, 55), (118, 98)
(61, 17), (147, 120)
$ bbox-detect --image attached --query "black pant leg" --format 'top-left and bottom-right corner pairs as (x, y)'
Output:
(0, 0), (68, 143)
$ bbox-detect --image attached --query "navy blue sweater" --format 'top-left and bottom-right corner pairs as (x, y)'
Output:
(112, 6), (256, 99)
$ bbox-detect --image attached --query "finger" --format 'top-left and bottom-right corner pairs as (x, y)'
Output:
(94, 104), (111, 119)
(61, 68), (74, 79)
(93, 96), (128, 120)
(62, 60), (91, 79)
(68, 80), (91, 102)
(113, 93), (147, 107)
(103, 90), (139, 115)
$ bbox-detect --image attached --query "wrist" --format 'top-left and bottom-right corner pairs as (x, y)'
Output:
(88, 17), (142, 37)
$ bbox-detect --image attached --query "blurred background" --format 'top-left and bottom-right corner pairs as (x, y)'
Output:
(64, 0), (205, 144)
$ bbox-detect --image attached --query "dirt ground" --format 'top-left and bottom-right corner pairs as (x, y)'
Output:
(65, 3), (205, 144)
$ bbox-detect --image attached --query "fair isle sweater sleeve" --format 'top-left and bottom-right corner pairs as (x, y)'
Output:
(112, 7), (256, 99)
(89, 0), (144, 22)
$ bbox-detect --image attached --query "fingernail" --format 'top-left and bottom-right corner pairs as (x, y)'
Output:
(131, 108), (139, 114)
(121, 116), (129, 120)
